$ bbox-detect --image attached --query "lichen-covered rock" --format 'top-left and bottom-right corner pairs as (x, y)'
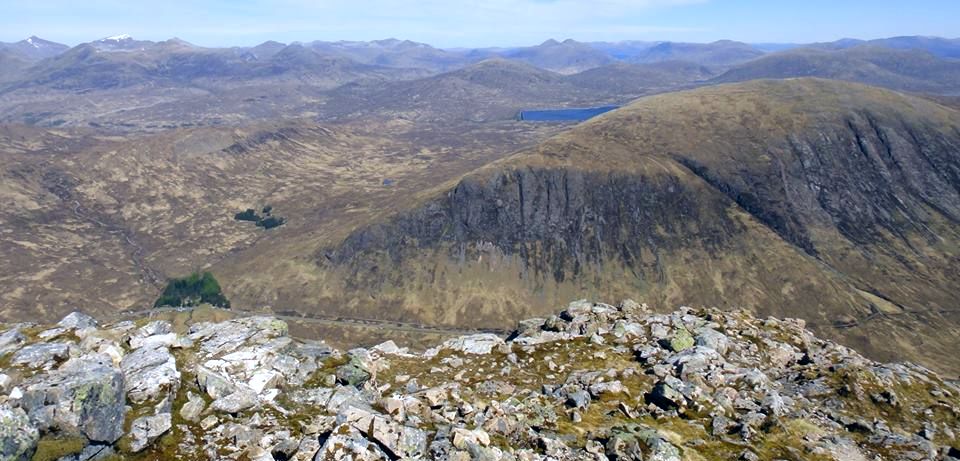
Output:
(666, 327), (694, 352)
(336, 356), (371, 387)
(0, 405), (38, 461)
(18, 354), (125, 443)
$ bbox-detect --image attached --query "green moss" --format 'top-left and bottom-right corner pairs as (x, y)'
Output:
(31, 436), (87, 461)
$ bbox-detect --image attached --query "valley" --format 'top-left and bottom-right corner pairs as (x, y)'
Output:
(1, 33), (960, 379)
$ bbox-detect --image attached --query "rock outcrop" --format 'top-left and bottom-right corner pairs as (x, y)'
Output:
(1, 302), (959, 460)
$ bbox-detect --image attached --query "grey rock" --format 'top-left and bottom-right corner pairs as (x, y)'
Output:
(428, 334), (505, 356)
(451, 427), (490, 449)
(211, 387), (258, 414)
(609, 425), (681, 461)
(59, 443), (115, 461)
(179, 392), (206, 422)
(326, 385), (367, 413)
(199, 415), (219, 430)
(0, 328), (26, 357)
(120, 344), (179, 403)
(57, 312), (99, 331)
(11, 343), (70, 368)
(0, 405), (38, 461)
(336, 356), (372, 387)
(291, 435), (320, 461)
(566, 389), (591, 409)
(694, 328), (730, 355)
(271, 437), (300, 460)
(20, 354), (125, 443)
(670, 346), (723, 378)
(589, 380), (627, 398)
(647, 381), (686, 411)
(134, 320), (173, 338)
(315, 423), (387, 460)
(369, 417), (428, 458)
(127, 413), (171, 452)
(195, 365), (238, 400)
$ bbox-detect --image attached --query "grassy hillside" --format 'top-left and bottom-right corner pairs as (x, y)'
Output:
(293, 79), (960, 375)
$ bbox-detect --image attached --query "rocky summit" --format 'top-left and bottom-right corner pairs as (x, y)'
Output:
(1, 301), (959, 461)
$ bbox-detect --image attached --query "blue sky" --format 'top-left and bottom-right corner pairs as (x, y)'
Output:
(1, 0), (957, 48)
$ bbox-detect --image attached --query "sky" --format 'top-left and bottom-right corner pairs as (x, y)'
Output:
(0, 0), (957, 48)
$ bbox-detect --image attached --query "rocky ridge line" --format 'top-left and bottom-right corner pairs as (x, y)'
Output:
(0, 300), (958, 460)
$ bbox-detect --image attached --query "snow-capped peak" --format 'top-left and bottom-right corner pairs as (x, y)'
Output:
(102, 34), (132, 42)
(26, 37), (39, 48)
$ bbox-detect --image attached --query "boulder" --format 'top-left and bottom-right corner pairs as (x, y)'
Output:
(211, 387), (258, 414)
(57, 312), (99, 331)
(665, 328), (694, 352)
(129, 333), (179, 350)
(19, 355), (125, 443)
(195, 366), (238, 399)
(180, 392), (206, 422)
(451, 428), (490, 449)
(0, 328), (26, 357)
(11, 343), (70, 368)
(0, 405), (38, 461)
(647, 381), (686, 411)
(291, 435), (320, 461)
(427, 334), (505, 357)
(369, 416), (428, 458)
(607, 425), (681, 461)
(336, 357), (372, 387)
(566, 390), (591, 409)
(694, 328), (730, 355)
(127, 413), (171, 452)
(120, 345), (179, 403)
(315, 423), (387, 460)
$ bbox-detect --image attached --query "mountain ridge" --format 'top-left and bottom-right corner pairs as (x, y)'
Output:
(253, 78), (960, 376)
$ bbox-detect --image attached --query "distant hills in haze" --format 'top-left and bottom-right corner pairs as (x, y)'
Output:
(1, 33), (959, 129)
(2, 33), (958, 79)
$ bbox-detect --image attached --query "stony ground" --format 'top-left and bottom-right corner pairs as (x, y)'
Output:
(1, 300), (959, 460)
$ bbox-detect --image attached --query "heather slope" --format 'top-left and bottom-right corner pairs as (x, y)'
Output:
(301, 79), (960, 374)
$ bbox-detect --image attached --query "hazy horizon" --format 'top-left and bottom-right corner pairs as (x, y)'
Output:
(2, 0), (958, 49)
(4, 33), (960, 51)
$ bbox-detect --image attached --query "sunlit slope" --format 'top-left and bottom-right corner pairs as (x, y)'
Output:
(299, 79), (960, 374)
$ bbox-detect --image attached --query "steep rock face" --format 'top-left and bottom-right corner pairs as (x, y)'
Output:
(329, 167), (736, 285)
(315, 79), (960, 375)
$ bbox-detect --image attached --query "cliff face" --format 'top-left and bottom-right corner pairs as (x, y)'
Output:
(312, 79), (960, 376)
(329, 167), (736, 285)
(2, 302), (959, 460)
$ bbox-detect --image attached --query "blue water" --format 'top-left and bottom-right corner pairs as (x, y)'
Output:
(518, 106), (619, 122)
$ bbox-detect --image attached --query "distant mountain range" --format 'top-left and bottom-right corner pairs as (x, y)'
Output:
(1, 34), (959, 129)
(2, 34), (957, 79)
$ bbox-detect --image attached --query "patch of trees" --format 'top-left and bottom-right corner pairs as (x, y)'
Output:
(233, 204), (286, 230)
(154, 271), (231, 308)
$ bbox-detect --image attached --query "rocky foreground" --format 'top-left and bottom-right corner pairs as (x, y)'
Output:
(1, 301), (959, 461)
